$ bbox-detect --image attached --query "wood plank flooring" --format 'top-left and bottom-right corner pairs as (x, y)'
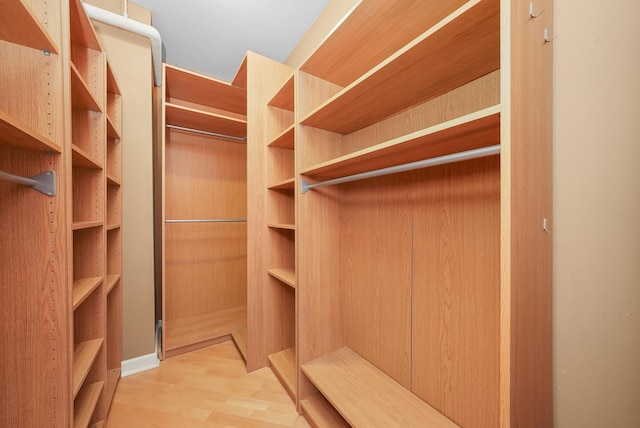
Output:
(105, 341), (310, 427)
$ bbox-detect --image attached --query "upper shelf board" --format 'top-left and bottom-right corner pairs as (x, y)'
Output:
(268, 74), (295, 111)
(70, 0), (102, 50)
(0, 108), (61, 153)
(165, 103), (247, 139)
(300, 0), (473, 87)
(0, 0), (59, 53)
(300, 0), (500, 135)
(165, 64), (246, 116)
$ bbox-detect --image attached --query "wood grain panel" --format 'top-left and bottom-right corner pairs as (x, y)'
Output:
(339, 173), (413, 388)
(267, 279), (295, 355)
(165, 222), (247, 319)
(0, 0), (60, 53)
(412, 156), (500, 427)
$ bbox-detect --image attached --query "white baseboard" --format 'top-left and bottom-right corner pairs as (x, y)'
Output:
(121, 352), (160, 377)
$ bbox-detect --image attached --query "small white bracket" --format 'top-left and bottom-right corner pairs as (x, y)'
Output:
(543, 218), (551, 233)
(529, 2), (545, 18)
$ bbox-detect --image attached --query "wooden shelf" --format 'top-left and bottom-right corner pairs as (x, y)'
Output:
(73, 277), (103, 311)
(72, 221), (103, 231)
(165, 102), (246, 139)
(71, 62), (102, 112)
(300, 0), (471, 88)
(268, 348), (296, 400)
(106, 115), (121, 140)
(267, 268), (296, 289)
(300, 0), (499, 134)
(301, 393), (350, 428)
(231, 327), (247, 361)
(301, 106), (500, 181)
(102, 368), (121, 411)
(106, 174), (121, 187)
(0, 108), (61, 153)
(268, 74), (294, 111)
(106, 64), (120, 95)
(268, 124), (294, 149)
(72, 144), (103, 169)
(74, 381), (104, 428)
(0, 0), (59, 53)
(230, 54), (247, 89)
(72, 339), (104, 398)
(301, 347), (458, 428)
(164, 305), (247, 353)
(106, 274), (120, 294)
(268, 223), (295, 231)
(165, 64), (246, 115)
(69, 0), (101, 50)
(268, 178), (295, 191)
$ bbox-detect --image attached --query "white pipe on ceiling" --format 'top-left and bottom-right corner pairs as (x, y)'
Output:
(83, 2), (162, 86)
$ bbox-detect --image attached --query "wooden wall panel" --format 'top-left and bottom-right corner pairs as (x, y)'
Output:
(411, 156), (501, 427)
(339, 174), (413, 388)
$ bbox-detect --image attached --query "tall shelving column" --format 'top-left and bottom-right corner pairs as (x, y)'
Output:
(68, 0), (107, 424)
(104, 61), (123, 415)
(0, 1), (70, 427)
(264, 72), (297, 400)
(160, 64), (248, 360)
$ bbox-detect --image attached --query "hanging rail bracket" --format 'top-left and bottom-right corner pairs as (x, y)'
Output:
(0, 170), (56, 196)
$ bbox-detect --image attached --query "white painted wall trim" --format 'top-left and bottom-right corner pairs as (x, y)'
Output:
(121, 353), (160, 377)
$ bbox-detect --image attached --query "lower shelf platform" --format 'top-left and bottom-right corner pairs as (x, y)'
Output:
(268, 347), (296, 401)
(74, 381), (104, 428)
(231, 327), (247, 360)
(163, 305), (246, 358)
(301, 393), (350, 428)
(301, 347), (459, 428)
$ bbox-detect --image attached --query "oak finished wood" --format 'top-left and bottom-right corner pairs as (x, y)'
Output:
(268, 74), (295, 111)
(302, 106), (500, 181)
(301, 347), (458, 427)
(268, 267), (296, 289)
(73, 277), (104, 310)
(268, 178), (295, 191)
(300, 393), (349, 428)
(72, 144), (102, 169)
(105, 274), (120, 294)
(106, 116), (121, 140)
(165, 63), (246, 115)
(165, 102), (247, 138)
(268, 347), (297, 401)
(231, 327), (247, 360)
(301, 0), (500, 134)
(70, 63), (103, 112)
(0, 0), (59, 53)
(73, 381), (104, 428)
(69, 0), (101, 50)
(72, 339), (104, 398)
(72, 167), (104, 224)
(268, 124), (295, 150)
(0, 108), (61, 152)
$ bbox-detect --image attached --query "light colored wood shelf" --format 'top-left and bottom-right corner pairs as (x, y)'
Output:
(165, 102), (247, 138)
(300, 0), (471, 88)
(69, 0), (101, 50)
(0, 0), (59, 53)
(230, 54), (247, 89)
(301, 347), (458, 428)
(102, 368), (121, 412)
(72, 144), (103, 169)
(71, 62), (103, 112)
(231, 327), (247, 361)
(72, 220), (103, 231)
(268, 177), (295, 191)
(106, 274), (120, 294)
(268, 74), (295, 111)
(164, 305), (247, 353)
(106, 64), (120, 95)
(74, 381), (104, 428)
(165, 64), (246, 115)
(301, 0), (499, 134)
(267, 223), (296, 231)
(106, 115), (121, 140)
(301, 393), (350, 428)
(73, 277), (103, 311)
(267, 267), (296, 289)
(0, 108), (62, 153)
(268, 347), (296, 400)
(106, 174), (121, 187)
(268, 124), (294, 150)
(301, 105), (500, 180)
(72, 339), (104, 398)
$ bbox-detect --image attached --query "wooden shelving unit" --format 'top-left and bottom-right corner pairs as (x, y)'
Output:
(1, 1), (124, 426)
(246, 0), (552, 426)
(268, 347), (297, 401)
(160, 64), (248, 359)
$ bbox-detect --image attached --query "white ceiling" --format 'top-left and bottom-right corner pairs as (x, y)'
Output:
(131, 0), (330, 82)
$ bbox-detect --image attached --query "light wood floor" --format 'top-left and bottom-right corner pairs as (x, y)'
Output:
(105, 341), (310, 427)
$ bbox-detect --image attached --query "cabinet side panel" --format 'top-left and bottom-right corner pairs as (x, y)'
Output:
(412, 156), (501, 427)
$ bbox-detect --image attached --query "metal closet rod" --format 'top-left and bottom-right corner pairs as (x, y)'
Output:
(0, 170), (56, 196)
(165, 219), (247, 223)
(301, 145), (501, 194)
(166, 124), (247, 142)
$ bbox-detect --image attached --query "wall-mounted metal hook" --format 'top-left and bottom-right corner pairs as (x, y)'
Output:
(543, 218), (551, 233)
(544, 28), (557, 43)
(529, 2), (545, 18)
